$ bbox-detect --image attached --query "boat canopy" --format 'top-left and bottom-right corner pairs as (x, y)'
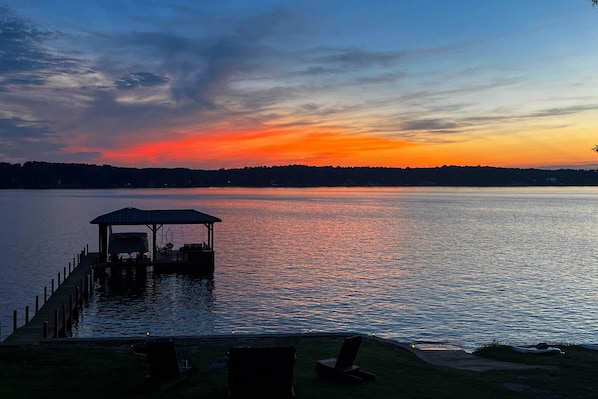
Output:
(90, 207), (222, 225)
(108, 232), (149, 255)
(91, 207), (222, 262)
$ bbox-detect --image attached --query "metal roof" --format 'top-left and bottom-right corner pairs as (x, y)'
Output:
(90, 207), (222, 225)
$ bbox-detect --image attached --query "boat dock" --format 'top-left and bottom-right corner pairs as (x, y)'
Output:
(2, 249), (96, 345)
(91, 207), (222, 275)
(3, 207), (221, 345)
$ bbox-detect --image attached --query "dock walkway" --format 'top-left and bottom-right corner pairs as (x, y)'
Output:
(3, 252), (97, 346)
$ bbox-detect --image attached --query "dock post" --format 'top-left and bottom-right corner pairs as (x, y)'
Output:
(43, 321), (48, 339)
(51, 278), (54, 294)
(69, 261), (71, 274)
(56, 303), (66, 338)
(61, 304), (66, 337)
(36, 295), (39, 312)
(86, 273), (90, 297)
(90, 268), (95, 291)
(13, 310), (17, 332)
(44, 286), (47, 303)
(54, 309), (58, 338)
(69, 294), (73, 326)
(64, 266), (67, 278)
(25, 306), (29, 324)
(58, 272), (61, 286)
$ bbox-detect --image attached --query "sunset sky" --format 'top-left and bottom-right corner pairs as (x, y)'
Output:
(1, 1), (598, 170)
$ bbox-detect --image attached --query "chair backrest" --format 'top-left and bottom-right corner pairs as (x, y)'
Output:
(146, 340), (181, 381)
(228, 345), (296, 396)
(228, 347), (263, 385)
(260, 346), (296, 384)
(335, 335), (362, 369)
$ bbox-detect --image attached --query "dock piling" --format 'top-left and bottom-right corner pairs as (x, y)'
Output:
(36, 295), (39, 312)
(69, 295), (73, 326)
(51, 278), (54, 294)
(25, 306), (29, 324)
(54, 309), (58, 338)
(85, 274), (90, 298)
(61, 304), (66, 337)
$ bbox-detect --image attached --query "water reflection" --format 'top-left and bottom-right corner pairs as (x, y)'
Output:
(4, 187), (597, 350)
(96, 266), (148, 298)
(77, 266), (215, 338)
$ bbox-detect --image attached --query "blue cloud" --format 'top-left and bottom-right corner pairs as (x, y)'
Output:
(115, 72), (169, 90)
(0, 5), (65, 82)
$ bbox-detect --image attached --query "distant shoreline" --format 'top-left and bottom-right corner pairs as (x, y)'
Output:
(2, 161), (598, 189)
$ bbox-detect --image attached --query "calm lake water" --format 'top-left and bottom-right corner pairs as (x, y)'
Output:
(1, 187), (597, 351)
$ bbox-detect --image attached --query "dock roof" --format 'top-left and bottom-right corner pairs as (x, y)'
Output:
(90, 207), (222, 225)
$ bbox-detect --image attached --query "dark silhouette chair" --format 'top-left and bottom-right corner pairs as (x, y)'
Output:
(315, 335), (375, 384)
(227, 345), (296, 398)
(144, 340), (194, 391)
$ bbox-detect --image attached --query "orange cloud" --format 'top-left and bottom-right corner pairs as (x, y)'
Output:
(99, 126), (418, 168)
(81, 120), (598, 170)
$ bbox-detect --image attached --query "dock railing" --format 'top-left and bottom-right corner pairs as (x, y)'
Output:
(2, 246), (97, 345)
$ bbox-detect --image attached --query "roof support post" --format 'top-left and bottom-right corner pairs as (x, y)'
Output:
(206, 223), (214, 249)
(149, 223), (162, 261)
(98, 224), (108, 262)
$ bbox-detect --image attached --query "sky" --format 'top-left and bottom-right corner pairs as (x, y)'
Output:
(1, 0), (598, 170)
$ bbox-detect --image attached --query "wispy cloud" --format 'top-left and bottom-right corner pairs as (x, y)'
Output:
(0, 1), (597, 168)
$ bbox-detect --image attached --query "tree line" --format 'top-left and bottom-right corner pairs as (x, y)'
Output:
(1, 161), (598, 188)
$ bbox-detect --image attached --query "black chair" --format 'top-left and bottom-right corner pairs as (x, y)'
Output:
(144, 340), (194, 391)
(227, 345), (296, 398)
(315, 335), (375, 384)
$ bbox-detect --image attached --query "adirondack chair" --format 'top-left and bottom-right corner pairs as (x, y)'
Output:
(227, 345), (296, 398)
(144, 340), (194, 391)
(315, 335), (375, 384)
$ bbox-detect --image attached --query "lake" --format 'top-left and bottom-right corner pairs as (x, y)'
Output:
(1, 187), (597, 351)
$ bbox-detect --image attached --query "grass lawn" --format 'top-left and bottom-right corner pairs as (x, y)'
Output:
(1, 335), (597, 398)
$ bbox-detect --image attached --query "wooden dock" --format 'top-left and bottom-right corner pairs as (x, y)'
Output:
(2, 250), (97, 346)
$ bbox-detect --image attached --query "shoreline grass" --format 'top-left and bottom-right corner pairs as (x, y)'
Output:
(1, 334), (597, 398)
